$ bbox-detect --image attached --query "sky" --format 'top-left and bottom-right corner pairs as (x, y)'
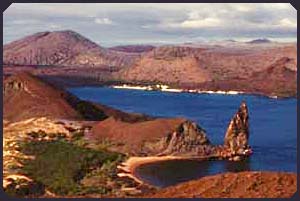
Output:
(3, 3), (297, 47)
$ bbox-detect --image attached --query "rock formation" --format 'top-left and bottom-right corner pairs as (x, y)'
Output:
(159, 121), (211, 155)
(91, 102), (252, 161)
(90, 117), (211, 156)
(224, 101), (251, 160)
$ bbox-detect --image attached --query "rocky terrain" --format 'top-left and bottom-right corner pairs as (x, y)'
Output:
(3, 30), (297, 97)
(146, 171), (296, 198)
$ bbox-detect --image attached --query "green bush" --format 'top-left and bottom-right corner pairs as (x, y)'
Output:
(19, 140), (122, 195)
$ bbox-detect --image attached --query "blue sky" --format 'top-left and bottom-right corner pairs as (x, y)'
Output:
(3, 3), (297, 47)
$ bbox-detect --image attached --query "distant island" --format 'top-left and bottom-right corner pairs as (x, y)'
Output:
(3, 30), (297, 98)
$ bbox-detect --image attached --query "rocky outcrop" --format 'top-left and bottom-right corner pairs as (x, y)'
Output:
(91, 102), (252, 161)
(223, 101), (251, 160)
(91, 117), (211, 156)
(159, 121), (210, 155)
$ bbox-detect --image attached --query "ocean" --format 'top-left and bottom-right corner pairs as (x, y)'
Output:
(68, 87), (297, 187)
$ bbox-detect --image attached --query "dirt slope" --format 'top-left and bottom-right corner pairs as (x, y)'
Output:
(147, 171), (297, 198)
(3, 72), (152, 122)
(3, 72), (81, 122)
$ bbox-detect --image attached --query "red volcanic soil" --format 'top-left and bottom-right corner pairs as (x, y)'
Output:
(3, 72), (153, 122)
(3, 72), (81, 122)
(91, 117), (186, 147)
(146, 171), (297, 198)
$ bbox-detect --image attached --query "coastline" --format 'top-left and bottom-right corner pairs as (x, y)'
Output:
(111, 84), (284, 99)
(116, 155), (214, 186)
(117, 156), (182, 185)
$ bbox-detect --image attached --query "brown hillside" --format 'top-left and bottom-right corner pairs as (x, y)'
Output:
(90, 116), (212, 156)
(3, 72), (81, 122)
(3, 73), (153, 122)
(116, 46), (212, 84)
(115, 43), (296, 86)
(147, 171), (297, 198)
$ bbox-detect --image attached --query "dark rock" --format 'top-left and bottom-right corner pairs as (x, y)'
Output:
(224, 101), (251, 158)
(160, 121), (210, 155)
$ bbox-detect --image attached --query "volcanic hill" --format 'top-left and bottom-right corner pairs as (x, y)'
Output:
(3, 72), (152, 122)
(3, 30), (138, 68)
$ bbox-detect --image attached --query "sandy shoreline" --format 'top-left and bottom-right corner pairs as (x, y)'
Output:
(116, 155), (210, 185)
(111, 84), (285, 99)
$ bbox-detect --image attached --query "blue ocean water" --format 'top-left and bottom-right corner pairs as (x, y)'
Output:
(68, 87), (297, 187)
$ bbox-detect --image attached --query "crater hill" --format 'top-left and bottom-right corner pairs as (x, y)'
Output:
(3, 30), (138, 68)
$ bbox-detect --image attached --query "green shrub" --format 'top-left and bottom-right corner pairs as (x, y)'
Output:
(19, 140), (122, 195)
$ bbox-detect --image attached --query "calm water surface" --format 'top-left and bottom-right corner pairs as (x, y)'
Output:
(68, 87), (297, 187)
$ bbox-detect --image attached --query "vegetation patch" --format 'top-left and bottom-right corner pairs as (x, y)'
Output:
(18, 139), (124, 196)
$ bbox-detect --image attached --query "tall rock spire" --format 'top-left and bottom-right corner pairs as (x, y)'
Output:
(224, 101), (251, 158)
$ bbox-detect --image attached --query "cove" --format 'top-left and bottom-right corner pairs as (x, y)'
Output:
(68, 87), (297, 186)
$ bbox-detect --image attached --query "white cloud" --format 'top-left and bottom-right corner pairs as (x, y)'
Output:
(278, 18), (297, 28)
(3, 3), (297, 45)
(181, 17), (221, 28)
(94, 17), (113, 25)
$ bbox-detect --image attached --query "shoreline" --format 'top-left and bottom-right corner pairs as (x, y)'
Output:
(116, 155), (214, 186)
(117, 156), (186, 185)
(110, 84), (286, 99)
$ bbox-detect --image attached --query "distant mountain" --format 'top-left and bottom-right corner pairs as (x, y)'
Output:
(115, 43), (296, 88)
(109, 45), (155, 53)
(115, 46), (212, 84)
(3, 30), (138, 68)
(248, 57), (297, 97)
(247, 38), (272, 44)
